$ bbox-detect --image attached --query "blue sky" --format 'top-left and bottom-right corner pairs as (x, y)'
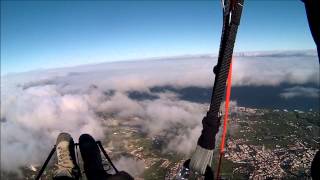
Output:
(1, 0), (315, 75)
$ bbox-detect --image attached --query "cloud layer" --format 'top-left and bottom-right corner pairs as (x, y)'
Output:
(1, 85), (105, 171)
(280, 86), (320, 99)
(1, 50), (319, 175)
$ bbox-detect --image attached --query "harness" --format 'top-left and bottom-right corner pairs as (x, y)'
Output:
(35, 141), (118, 180)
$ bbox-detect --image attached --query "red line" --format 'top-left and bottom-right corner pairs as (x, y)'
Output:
(216, 59), (233, 179)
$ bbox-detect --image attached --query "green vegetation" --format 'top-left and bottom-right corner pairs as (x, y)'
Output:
(143, 161), (167, 180)
(233, 111), (319, 149)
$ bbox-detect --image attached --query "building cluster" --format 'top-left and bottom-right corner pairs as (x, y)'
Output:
(222, 108), (318, 179)
(224, 137), (316, 179)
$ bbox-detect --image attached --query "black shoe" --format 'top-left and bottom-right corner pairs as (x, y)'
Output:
(79, 134), (110, 180)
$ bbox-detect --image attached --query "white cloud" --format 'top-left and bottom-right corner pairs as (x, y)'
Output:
(114, 157), (145, 177)
(232, 55), (319, 86)
(280, 86), (320, 99)
(1, 85), (105, 172)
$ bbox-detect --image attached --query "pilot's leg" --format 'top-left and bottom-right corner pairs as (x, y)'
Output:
(79, 134), (134, 180)
(53, 132), (80, 180)
(79, 134), (111, 180)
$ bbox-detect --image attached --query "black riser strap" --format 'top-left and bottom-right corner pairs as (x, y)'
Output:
(197, 0), (244, 150)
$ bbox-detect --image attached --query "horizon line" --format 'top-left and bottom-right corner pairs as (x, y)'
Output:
(1, 49), (317, 77)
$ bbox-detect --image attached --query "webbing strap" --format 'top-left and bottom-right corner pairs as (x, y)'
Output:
(197, 0), (243, 150)
(220, 60), (233, 153)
